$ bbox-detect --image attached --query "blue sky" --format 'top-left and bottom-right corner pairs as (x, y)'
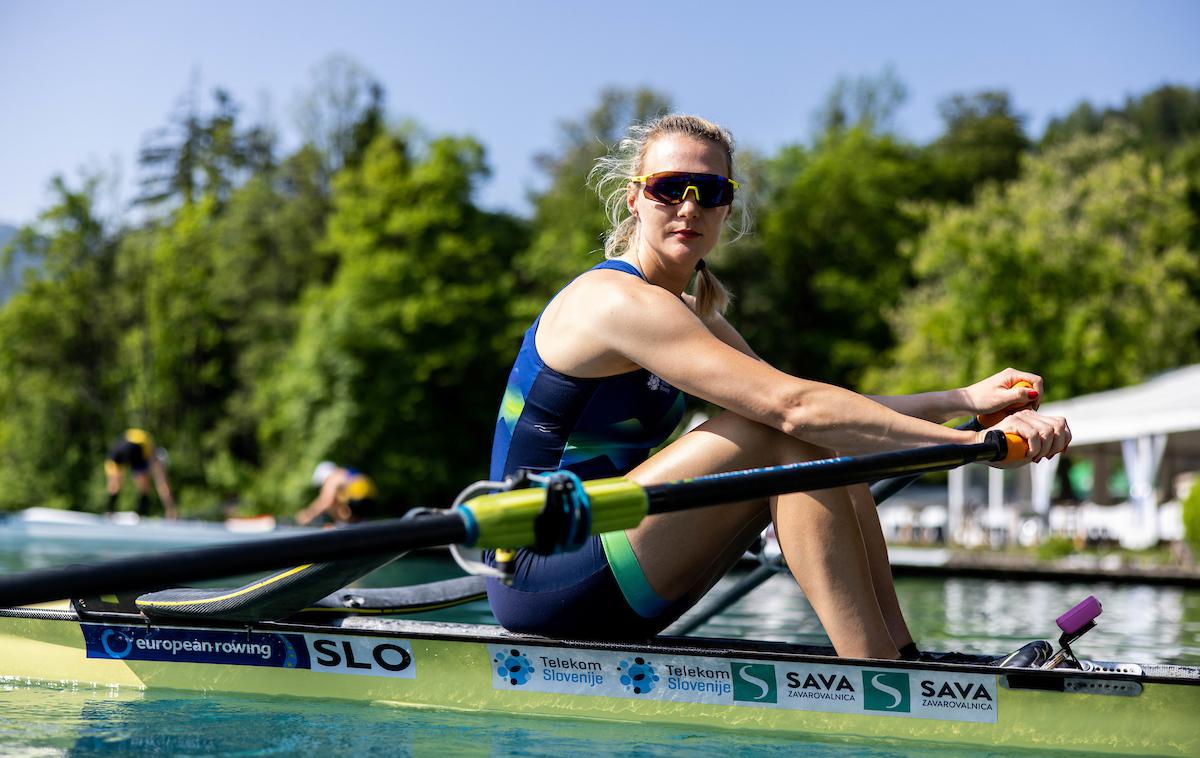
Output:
(1, 0), (1198, 227)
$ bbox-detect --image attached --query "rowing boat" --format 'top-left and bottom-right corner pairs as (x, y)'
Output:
(1, 433), (1196, 755)
(0, 507), (286, 548)
(2, 603), (1197, 756)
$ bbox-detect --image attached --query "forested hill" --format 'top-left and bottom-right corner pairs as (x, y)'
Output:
(1, 64), (1197, 518)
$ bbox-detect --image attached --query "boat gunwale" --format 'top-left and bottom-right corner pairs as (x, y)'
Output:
(3, 604), (1197, 687)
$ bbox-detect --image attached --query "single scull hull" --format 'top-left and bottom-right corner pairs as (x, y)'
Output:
(1, 606), (1196, 756)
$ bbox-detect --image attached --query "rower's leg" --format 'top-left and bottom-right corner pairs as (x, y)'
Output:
(768, 486), (897, 659)
(845, 483), (914, 651)
(133, 472), (152, 516)
(622, 410), (899, 659)
(104, 461), (123, 513)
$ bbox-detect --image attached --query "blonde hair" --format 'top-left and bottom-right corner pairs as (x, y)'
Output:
(589, 114), (750, 319)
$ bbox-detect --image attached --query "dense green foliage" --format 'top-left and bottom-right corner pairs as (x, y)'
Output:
(866, 127), (1200, 398)
(253, 131), (527, 512)
(1185, 478), (1200, 556)
(1043, 85), (1200, 157)
(0, 179), (121, 510)
(2, 73), (1198, 517)
(726, 128), (933, 387)
(514, 88), (672, 322)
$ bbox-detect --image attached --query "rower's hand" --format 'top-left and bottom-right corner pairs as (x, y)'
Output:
(965, 368), (1042, 426)
(979, 409), (1071, 467)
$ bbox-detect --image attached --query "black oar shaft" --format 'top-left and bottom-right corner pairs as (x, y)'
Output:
(645, 436), (1003, 514)
(868, 418), (985, 503)
(0, 434), (1011, 609)
(0, 513), (468, 609)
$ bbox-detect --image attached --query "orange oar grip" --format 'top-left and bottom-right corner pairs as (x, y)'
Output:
(977, 380), (1035, 427)
(1002, 433), (1029, 463)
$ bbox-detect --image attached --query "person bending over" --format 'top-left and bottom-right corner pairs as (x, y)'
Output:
(105, 428), (177, 520)
(297, 461), (379, 526)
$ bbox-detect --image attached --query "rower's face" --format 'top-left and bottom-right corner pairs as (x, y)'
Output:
(627, 135), (731, 265)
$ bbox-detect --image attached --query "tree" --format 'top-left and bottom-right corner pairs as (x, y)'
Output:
(254, 130), (528, 514)
(193, 146), (335, 503)
(1041, 101), (1104, 146)
(928, 91), (1030, 202)
(123, 196), (233, 509)
(723, 127), (934, 388)
(136, 85), (275, 208)
(1042, 84), (1200, 156)
(516, 88), (672, 321)
(813, 66), (908, 136)
(868, 128), (1200, 398)
(0, 176), (121, 510)
(293, 55), (386, 175)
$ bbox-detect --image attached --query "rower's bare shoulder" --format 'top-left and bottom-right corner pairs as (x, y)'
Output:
(556, 268), (681, 325)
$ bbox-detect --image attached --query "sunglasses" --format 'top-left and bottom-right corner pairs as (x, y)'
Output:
(630, 171), (740, 208)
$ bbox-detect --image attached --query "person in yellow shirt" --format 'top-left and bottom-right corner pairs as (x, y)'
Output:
(104, 428), (178, 519)
(296, 461), (378, 526)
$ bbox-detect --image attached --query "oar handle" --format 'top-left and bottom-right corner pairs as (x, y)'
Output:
(1001, 432), (1030, 463)
(977, 380), (1035, 427)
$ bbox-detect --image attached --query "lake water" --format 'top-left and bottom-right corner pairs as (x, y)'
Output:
(2, 528), (1197, 756)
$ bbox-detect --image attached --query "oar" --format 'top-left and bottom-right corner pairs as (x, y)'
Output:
(869, 418), (982, 503)
(0, 431), (1025, 609)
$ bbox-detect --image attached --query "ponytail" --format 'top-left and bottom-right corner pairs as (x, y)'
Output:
(691, 260), (732, 319)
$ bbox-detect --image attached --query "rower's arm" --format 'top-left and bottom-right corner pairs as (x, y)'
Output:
(598, 286), (980, 454)
(867, 369), (1044, 424)
(150, 461), (178, 520)
(865, 390), (974, 424)
(682, 293), (762, 360)
(296, 474), (344, 526)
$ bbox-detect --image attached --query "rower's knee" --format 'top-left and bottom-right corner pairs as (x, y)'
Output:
(700, 411), (834, 467)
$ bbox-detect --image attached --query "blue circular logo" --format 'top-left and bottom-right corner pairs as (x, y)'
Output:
(617, 657), (660, 695)
(273, 633), (296, 668)
(100, 629), (133, 659)
(494, 649), (535, 686)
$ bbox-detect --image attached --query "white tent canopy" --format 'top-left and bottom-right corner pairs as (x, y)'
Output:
(949, 364), (1200, 548)
(1037, 364), (1200, 448)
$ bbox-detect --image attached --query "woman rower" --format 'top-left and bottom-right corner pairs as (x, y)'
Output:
(486, 114), (1070, 659)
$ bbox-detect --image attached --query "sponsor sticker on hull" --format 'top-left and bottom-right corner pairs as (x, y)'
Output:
(80, 624), (415, 679)
(487, 643), (997, 724)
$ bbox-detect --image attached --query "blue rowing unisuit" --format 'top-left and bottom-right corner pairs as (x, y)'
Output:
(486, 259), (689, 640)
(489, 259), (685, 482)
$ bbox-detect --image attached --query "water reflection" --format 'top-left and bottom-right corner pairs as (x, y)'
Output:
(0, 681), (1068, 757)
(686, 572), (1200, 665)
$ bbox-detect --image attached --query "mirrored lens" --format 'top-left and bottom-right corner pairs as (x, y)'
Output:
(642, 173), (734, 208)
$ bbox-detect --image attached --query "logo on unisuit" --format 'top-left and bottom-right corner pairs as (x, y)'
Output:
(493, 649), (535, 686)
(862, 670), (911, 713)
(731, 663), (778, 704)
(646, 374), (672, 393)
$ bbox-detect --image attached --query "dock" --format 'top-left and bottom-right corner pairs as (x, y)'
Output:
(887, 546), (1200, 587)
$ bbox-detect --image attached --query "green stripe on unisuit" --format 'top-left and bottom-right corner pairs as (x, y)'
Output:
(600, 529), (671, 618)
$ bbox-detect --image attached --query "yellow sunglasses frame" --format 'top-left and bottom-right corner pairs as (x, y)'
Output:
(630, 172), (740, 204)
